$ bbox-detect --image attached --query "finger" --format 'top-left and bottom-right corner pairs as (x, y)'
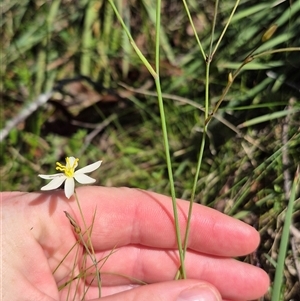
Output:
(71, 187), (260, 257)
(99, 280), (221, 301)
(86, 246), (269, 301)
(1, 191), (27, 201)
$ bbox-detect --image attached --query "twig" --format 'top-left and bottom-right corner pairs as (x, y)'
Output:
(78, 113), (118, 156)
(282, 98), (295, 200)
(0, 92), (53, 142)
(0, 75), (106, 143)
(290, 226), (300, 282)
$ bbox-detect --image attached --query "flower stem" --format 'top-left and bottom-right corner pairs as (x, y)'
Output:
(73, 190), (101, 298)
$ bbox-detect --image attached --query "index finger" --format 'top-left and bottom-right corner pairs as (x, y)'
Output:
(73, 186), (260, 257)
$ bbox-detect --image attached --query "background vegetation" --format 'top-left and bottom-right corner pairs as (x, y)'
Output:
(1, 0), (300, 299)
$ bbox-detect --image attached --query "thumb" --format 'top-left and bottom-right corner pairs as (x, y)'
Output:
(99, 280), (222, 301)
(176, 283), (221, 301)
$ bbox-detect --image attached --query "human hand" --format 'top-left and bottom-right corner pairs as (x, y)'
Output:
(2, 187), (269, 301)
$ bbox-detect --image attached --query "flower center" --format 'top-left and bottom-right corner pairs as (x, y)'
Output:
(56, 157), (79, 177)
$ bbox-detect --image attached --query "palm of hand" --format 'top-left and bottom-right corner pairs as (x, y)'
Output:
(2, 188), (269, 301)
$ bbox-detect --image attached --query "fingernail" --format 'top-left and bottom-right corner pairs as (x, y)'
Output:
(177, 285), (220, 301)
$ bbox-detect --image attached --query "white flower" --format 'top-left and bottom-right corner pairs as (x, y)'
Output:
(38, 157), (102, 199)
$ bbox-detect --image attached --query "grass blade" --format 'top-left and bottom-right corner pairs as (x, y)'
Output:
(271, 166), (299, 300)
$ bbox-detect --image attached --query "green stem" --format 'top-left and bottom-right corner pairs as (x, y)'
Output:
(182, 56), (211, 259)
(109, 0), (186, 279)
(208, 0), (219, 58)
(74, 191), (101, 298)
(251, 47), (300, 59)
(108, 0), (157, 78)
(271, 166), (299, 300)
(155, 0), (186, 279)
(206, 47), (300, 126)
(181, 0), (206, 60)
(182, 0), (216, 258)
(211, 0), (240, 59)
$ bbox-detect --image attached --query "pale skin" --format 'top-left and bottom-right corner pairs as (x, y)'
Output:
(2, 186), (269, 301)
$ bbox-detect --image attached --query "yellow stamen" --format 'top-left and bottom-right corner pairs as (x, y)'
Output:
(56, 157), (79, 177)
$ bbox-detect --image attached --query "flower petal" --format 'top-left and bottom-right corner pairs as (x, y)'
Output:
(76, 160), (102, 174)
(40, 176), (66, 191)
(74, 173), (96, 184)
(67, 157), (78, 169)
(64, 177), (75, 199)
(38, 173), (64, 179)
